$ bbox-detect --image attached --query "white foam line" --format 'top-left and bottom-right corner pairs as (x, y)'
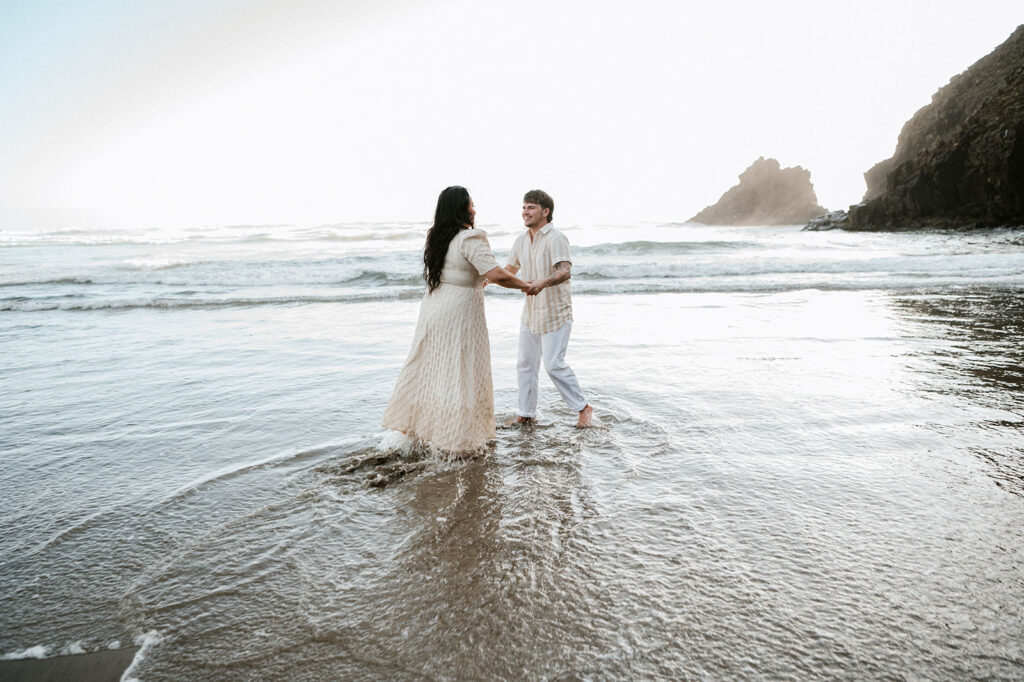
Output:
(120, 630), (162, 682)
(1, 644), (50, 660)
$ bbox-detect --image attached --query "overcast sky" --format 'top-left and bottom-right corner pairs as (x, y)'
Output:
(1, 0), (1021, 229)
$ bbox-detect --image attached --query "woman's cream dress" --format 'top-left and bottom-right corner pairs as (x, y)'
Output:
(382, 229), (500, 453)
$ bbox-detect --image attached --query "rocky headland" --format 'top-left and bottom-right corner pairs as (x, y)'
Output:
(690, 157), (827, 226)
(808, 24), (1024, 231)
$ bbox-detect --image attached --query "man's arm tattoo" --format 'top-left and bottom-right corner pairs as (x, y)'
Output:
(549, 261), (572, 285)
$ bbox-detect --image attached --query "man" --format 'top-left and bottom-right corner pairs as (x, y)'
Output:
(506, 189), (593, 428)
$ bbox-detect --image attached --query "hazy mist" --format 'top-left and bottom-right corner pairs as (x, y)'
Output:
(2, 0), (1021, 229)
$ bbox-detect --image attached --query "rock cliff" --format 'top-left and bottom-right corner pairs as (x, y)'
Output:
(809, 25), (1024, 231)
(690, 157), (827, 226)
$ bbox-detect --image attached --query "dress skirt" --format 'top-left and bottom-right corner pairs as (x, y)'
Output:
(381, 282), (495, 453)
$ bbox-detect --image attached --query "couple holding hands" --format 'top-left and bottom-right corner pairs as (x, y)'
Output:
(382, 186), (593, 455)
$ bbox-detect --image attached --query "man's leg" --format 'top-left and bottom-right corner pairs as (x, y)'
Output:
(516, 324), (542, 420)
(540, 321), (591, 426)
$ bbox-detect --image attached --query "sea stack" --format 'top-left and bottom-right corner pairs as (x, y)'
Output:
(809, 24), (1024, 231)
(690, 157), (827, 226)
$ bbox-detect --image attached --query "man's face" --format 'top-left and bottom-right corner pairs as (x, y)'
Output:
(522, 202), (548, 228)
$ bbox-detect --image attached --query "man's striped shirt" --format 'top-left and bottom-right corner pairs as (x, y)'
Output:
(508, 223), (573, 335)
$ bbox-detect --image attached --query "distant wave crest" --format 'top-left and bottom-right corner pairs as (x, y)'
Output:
(0, 289), (424, 312)
(4, 227), (1024, 313)
(576, 240), (754, 256)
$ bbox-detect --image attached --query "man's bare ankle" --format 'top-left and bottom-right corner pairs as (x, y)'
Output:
(576, 404), (593, 427)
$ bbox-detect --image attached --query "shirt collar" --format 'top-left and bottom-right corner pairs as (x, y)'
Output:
(539, 222), (553, 235)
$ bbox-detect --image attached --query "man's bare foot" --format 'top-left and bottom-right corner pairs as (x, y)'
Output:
(506, 415), (534, 426)
(576, 404), (593, 428)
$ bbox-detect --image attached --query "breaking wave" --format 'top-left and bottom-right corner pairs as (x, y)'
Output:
(0, 289), (424, 312)
(3, 224), (1024, 313)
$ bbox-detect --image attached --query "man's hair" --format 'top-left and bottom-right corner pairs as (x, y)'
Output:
(523, 189), (554, 223)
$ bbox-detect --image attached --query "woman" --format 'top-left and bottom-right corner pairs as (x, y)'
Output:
(382, 186), (530, 454)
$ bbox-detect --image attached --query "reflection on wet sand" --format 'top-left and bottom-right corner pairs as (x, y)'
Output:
(343, 423), (605, 679)
(107, 323), (1024, 679)
(890, 289), (1024, 495)
(143, 418), (616, 679)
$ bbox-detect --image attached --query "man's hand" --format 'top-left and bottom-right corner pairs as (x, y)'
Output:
(525, 281), (544, 296)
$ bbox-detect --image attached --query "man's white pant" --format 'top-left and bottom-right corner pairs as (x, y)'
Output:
(517, 321), (587, 418)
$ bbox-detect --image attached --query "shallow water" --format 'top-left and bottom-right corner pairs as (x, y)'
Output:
(2, 223), (1023, 678)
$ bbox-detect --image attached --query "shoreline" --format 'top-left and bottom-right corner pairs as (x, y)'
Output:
(0, 647), (140, 682)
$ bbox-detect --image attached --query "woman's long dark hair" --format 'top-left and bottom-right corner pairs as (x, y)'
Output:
(423, 186), (474, 292)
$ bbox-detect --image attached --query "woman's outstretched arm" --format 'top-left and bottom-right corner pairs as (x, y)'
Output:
(484, 266), (531, 292)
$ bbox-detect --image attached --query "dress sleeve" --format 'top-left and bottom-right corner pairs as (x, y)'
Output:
(550, 232), (572, 266)
(460, 230), (500, 275)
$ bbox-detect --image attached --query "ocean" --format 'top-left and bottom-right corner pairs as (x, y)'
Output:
(2, 221), (1023, 679)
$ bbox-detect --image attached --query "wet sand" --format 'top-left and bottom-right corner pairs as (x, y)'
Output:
(0, 648), (139, 682)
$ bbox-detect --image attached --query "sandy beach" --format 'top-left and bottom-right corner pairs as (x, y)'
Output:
(0, 647), (139, 682)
